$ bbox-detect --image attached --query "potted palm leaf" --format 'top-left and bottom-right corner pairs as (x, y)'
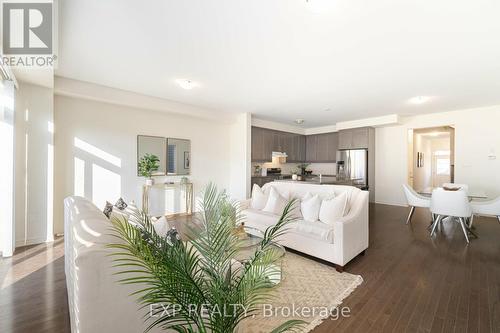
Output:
(138, 153), (160, 185)
(108, 183), (305, 333)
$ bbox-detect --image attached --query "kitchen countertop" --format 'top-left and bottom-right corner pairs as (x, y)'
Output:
(273, 176), (354, 185)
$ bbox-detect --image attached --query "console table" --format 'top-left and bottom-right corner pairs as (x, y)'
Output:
(142, 182), (193, 217)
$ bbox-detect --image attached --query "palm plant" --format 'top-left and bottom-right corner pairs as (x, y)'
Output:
(108, 183), (306, 333)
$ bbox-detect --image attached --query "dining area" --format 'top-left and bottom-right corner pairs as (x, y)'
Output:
(402, 183), (500, 243)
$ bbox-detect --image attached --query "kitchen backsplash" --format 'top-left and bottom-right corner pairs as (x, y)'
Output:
(252, 162), (337, 176)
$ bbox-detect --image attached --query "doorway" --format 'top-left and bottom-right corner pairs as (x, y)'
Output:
(408, 126), (455, 192)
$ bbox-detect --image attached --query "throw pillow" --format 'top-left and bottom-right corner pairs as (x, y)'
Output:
(300, 193), (322, 222)
(319, 192), (348, 225)
(288, 197), (303, 220)
(262, 187), (288, 215)
(250, 184), (269, 210)
(114, 197), (128, 210)
(103, 201), (113, 218)
(152, 216), (170, 237)
(125, 201), (141, 226)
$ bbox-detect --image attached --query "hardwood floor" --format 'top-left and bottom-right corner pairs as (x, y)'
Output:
(1, 203), (499, 332)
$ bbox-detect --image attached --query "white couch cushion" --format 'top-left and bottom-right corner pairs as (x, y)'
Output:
(263, 187), (288, 215)
(251, 184), (269, 210)
(293, 220), (335, 243)
(301, 193), (322, 222)
(242, 208), (279, 230)
(319, 192), (348, 225)
(152, 216), (170, 237)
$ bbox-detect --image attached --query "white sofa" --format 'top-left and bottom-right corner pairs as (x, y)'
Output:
(240, 182), (369, 272)
(64, 196), (163, 333)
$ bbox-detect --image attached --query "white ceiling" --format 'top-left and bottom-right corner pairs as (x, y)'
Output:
(56, 0), (500, 127)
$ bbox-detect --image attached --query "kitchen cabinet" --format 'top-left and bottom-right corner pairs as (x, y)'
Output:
(251, 127), (306, 162)
(305, 135), (317, 162)
(338, 127), (369, 149)
(306, 132), (338, 162)
(252, 127), (339, 163)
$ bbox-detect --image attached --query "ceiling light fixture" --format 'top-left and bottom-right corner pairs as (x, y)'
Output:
(408, 96), (431, 104)
(295, 119), (305, 125)
(176, 79), (198, 90)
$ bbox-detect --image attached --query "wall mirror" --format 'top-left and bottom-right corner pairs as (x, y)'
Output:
(167, 138), (191, 175)
(137, 135), (167, 176)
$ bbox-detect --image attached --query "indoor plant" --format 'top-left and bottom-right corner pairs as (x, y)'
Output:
(108, 183), (305, 333)
(138, 153), (160, 185)
(296, 163), (310, 176)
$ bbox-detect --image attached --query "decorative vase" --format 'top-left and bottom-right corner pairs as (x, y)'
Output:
(146, 178), (154, 186)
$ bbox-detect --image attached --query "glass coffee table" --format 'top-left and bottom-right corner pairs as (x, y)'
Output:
(233, 226), (286, 285)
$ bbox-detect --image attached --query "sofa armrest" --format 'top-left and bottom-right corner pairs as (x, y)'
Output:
(332, 191), (369, 266)
(238, 199), (252, 210)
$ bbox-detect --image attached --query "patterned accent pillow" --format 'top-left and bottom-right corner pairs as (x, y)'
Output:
(114, 197), (128, 210)
(103, 201), (114, 218)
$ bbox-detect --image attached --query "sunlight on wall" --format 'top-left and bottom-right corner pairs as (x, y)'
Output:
(74, 137), (122, 167)
(0, 121), (14, 255)
(92, 163), (121, 209)
(0, 80), (15, 257)
(74, 157), (85, 196)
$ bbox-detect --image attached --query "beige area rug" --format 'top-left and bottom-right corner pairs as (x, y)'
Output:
(238, 252), (363, 333)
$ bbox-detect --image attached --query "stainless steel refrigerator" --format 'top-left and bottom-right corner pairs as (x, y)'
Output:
(336, 149), (369, 189)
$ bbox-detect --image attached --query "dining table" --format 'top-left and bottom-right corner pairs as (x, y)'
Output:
(418, 187), (488, 201)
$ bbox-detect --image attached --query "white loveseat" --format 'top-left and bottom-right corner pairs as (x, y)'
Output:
(64, 196), (163, 333)
(240, 182), (369, 271)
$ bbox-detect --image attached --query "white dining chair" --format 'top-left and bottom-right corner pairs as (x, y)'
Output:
(402, 184), (431, 224)
(430, 188), (473, 243)
(442, 183), (469, 192)
(470, 196), (500, 224)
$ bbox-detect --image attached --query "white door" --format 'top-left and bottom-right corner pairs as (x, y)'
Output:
(432, 151), (451, 187)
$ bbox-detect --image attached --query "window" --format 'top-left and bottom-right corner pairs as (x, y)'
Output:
(436, 158), (450, 175)
(168, 144), (176, 173)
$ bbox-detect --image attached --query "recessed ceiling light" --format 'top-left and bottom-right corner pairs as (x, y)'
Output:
(295, 119), (305, 125)
(408, 96), (431, 104)
(176, 79), (198, 90)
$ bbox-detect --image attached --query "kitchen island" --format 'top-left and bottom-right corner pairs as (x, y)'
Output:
(273, 176), (355, 186)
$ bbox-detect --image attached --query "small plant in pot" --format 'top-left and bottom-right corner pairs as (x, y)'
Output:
(138, 153), (160, 185)
(297, 163), (310, 176)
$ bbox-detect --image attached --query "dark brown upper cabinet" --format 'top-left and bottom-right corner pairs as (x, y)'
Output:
(306, 132), (338, 162)
(338, 127), (369, 150)
(251, 127), (337, 163)
(251, 127), (306, 162)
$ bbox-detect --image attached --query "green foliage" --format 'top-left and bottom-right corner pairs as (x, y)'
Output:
(138, 153), (160, 178)
(296, 163), (310, 171)
(108, 183), (306, 333)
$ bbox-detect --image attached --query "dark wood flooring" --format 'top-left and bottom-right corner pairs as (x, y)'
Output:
(1, 203), (499, 332)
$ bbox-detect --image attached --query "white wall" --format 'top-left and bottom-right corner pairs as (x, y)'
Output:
(54, 95), (240, 234)
(0, 80), (16, 257)
(14, 82), (54, 247)
(375, 105), (500, 206)
(229, 113), (251, 199)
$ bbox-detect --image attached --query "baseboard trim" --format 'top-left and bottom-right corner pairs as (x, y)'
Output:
(374, 200), (408, 207)
(15, 237), (50, 248)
